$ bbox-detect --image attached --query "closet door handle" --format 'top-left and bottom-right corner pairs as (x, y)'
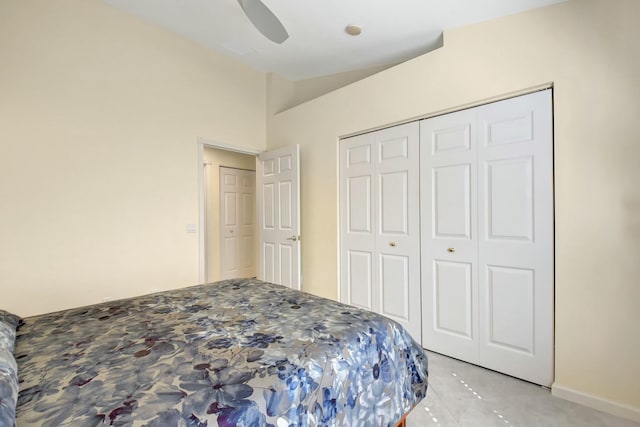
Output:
(389, 242), (396, 247)
(447, 247), (456, 253)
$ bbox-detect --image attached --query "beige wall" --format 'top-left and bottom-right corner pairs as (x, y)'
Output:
(267, 64), (395, 114)
(268, 0), (640, 414)
(0, 0), (266, 316)
(203, 148), (256, 282)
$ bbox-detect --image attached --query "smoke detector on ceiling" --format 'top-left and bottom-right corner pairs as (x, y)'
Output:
(345, 25), (362, 36)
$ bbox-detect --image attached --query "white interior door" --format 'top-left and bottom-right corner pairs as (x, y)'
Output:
(421, 90), (554, 386)
(340, 122), (422, 341)
(257, 145), (301, 289)
(220, 167), (257, 280)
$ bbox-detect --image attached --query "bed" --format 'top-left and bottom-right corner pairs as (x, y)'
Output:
(1, 278), (428, 427)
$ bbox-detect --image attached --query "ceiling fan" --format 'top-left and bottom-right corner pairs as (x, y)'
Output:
(237, 0), (289, 44)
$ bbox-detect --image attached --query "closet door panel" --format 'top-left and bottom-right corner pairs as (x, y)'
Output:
(486, 157), (534, 241)
(341, 122), (421, 342)
(347, 250), (373, 310)
(477, 90), (554, 386)
(433, 164), (472, 239)
(380, 253), (410, 321)
(340, 135), (377, 313)
(347, 175), (372, 234)
(433, 260), (473, 338)
(486, 265), (535, 354)
(421, 110), (479, 363)
(374, 123), (421, 340)
(379, 171), (408, 235)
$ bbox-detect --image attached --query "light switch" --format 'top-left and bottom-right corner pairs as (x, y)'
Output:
(186, 223), (197, 233)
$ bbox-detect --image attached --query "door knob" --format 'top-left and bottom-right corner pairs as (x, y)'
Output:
(286, 235), (298, 241)
(389, 242), (396, 247)
(447, 247), (456, 253)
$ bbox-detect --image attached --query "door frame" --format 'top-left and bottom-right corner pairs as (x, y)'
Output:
(197, 137), (261, 284)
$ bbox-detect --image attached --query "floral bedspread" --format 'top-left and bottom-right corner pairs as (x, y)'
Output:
(14, 279), (428, 427)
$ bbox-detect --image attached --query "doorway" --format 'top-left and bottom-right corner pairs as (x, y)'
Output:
(200, 144), (259, 283)
(198, 140), (302, 288)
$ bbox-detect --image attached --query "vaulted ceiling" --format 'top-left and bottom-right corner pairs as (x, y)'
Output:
(102, 0), (567, 80)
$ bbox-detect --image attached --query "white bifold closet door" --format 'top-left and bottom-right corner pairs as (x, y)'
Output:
(339, 122), (422, 341)
(421, 90), (554, 386)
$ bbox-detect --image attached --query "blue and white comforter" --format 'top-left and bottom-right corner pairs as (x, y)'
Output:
(15, 279), (428, 426)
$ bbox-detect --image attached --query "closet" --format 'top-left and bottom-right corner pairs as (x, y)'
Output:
(340, 90), (554, 386)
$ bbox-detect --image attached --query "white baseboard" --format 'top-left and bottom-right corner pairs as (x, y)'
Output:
(552, 383), (640, 423)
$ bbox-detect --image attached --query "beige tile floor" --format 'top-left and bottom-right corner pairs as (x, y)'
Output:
(407, 351), (640, 427)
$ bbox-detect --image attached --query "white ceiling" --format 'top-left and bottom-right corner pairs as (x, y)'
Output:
(101, 0), (566, 81)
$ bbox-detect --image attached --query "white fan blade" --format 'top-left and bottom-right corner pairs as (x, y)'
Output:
(237, 0), (289, 44)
